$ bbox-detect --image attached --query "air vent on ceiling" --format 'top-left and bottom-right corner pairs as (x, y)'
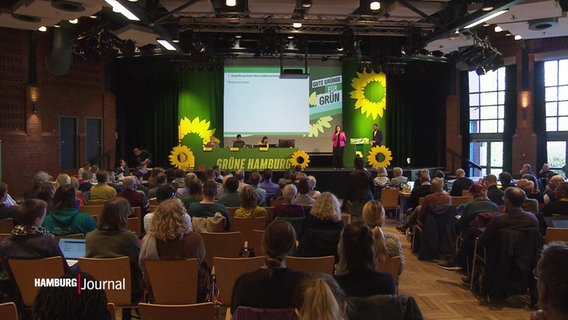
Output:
(11, 13), (41, 23)
(528, 18), (558, 30)
(51, 0), (86, 12)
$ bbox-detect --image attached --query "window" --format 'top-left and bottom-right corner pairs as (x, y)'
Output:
(544, 59), (568, 132)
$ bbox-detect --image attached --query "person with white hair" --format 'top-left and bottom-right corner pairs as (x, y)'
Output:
(390, 167), (408, 188)
(118, 176), (149, 217)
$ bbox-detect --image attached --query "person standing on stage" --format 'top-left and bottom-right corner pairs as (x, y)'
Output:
(332, 125), (347, 169)
(371, 123), (383, 147)
(133, 147), (152, 168)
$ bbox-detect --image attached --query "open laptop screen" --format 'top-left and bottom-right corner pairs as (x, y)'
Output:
(58, 238), (86, 260)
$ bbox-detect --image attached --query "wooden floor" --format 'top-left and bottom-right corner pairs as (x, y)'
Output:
(384, 221), (534, 320)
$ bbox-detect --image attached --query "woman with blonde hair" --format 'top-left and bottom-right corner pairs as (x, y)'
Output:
(55, 173), (72, 189)
(235, 185), (266, 218)
(361, 200), (404, 276)
(295, 273), (347, 320)
(139, 198), (210, 302)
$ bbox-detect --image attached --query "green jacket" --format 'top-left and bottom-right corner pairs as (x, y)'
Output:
(43, 208), (97, 236)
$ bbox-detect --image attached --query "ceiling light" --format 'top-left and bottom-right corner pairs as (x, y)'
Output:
(157, 39), (177, 51)
(505, 32), (512, 36)
(104, 0), (140, 21)
(38, 26), (47, 32)
(69, 18), (78, 24)
(89, 15), (98, 19)
(292, 22), (302, 28)
(370, 1), (381, 11)
(482, 0), (494, 11)
(514, 34), (522, 40)
(235, 34), (242, 39)
(494, 25), (503, 32)
(53, 24), (60, 28)
(128, 0), (138, 2)
(463, 9), (507, 29)
(287, 35), (294, 39)
(302, 0), (312, 8)
(226, 0), (237, 7)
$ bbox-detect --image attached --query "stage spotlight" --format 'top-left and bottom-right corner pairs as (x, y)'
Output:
(189, 64), (195, 72)
(198, 64), (204, 71)
(374, 65), (381, 73)
(365, 65), (372, 73)
(476, 65), (486, 75)
(357, 65), (365, 73)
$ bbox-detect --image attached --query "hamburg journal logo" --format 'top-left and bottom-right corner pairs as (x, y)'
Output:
(34, 273), (126, 294)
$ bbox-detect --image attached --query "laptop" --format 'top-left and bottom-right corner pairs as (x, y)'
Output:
(544, 216), (568, 228)
(58, 238), (86, 266)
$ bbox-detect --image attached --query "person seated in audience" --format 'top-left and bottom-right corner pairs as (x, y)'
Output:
(517, 179), (543, 209)
(24, 170), (50, 200)
(235, 185), (267, 218)
(36, 182), (56, 210)
(233, 134), (246, 148)
(78, 170), (94, 193)
(345, 157), (374, 222)
(539, 163), (553, 180)
(413, 168), (430, 186)
(118, 176), (149, 218)
(541, 182), (568, 216)
(278, 169), (294, 189)
(272, 184), (305, 222)
(483, 174), (504, 205)
(335, 221), (396, 296)
(43, 185), (97, 236)
(530, 242), (568, 320)
(296, 192), (344, 259)
(140, 198), (210, 302)
(175, 172), (197, 199)
(203, 168), (224, 199)
(70, 177), (87, 206)
(439, 183), (499, 271)
(543, 175), (565, 205)
(89, 170), (117, 201)
(171, 169), (186, 189)
(218, 176), (241, 207)
(234, 169), (249, 192)
(89, 165), (100, 183)
(188, 180), (231, 231)
(294, 273), (347, 320)
(85, 197), (142, 317)
(306, 175), (321, 200)
(499, 172), (515, 189)
(373, 166), (391, 188)
(144, 185), (192, 232)
(396, 173), (432, 233)
(0, 182), (20, 224)
(417, 177), (452, 225)
(523, 173), (544, 197)
(115, 158), (130, 177)
(54, 173), (71, 189)
(147, 172), (167, 199)
(259, 168), (280, 196)
(231, 220), (306, 314)
(258, 136), (269, 147)
(520, 163), (537, 177)
(78, 162), (91, 180)
(294, 178), (316, 207)
(249, 171), (267, 206)
(434, 170), (448, 191)
(450, 168), (474, 196)
(0, 199), (69, 300)
(32, 272), (110, 320)
(361, 200), (403, 275)
(390, 167), (408, 189)
(182, 176), (203, 209)
(212, 165), (224, 183)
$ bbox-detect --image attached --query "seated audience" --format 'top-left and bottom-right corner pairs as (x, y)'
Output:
(248, 171), (267, 206)
(235, 185), (267, 218)
(144, 185), (192, 232)
(531, 242), (568, 320)
(140, 198), (210, 302)
(259, 169), (280, 196)
(0, 182), (20, 224)
(306, 175), (321, 200)
(345, 157), (374, 221)
(24, 170), (50, 200)
(188, 180), (231, 231)
(543, 175), (565, 205)
(499, 172), (515, 189)
(32, 272), (109, 320)
(54, 173), (72, 189)
(484, 174), (504, 205)
(541, 182), (568, 216)
(417, 177), (452, 225)
(272, 184), (305, 221)
(231, 220), (305, 314)
(36, 182), (56, 210)
(390, 167), (408, 189)
(373, 166), (391, 188)
(89, 170), (117, 201)
(396, 173), (433, 233)
(115, 159), (130, 177)
(85, 197), (143, 317)
(218, 176), (241, 207)
(175, 172), (197, 199)
(118, 176), (149, 217)
(296, 192), (344, 259)
(295, 273), (347, 320)
(147, 172), (167, 199)
(78, 170), (94, 193)
(78, 162), (91, 180)
(335, 221), (396, 297)
(295, 178), (316, 206)
(278, 169), (294, 189)
(182, 176), (203, 209)
(43, 186), (96, 236)
(450, 168), (473, 196)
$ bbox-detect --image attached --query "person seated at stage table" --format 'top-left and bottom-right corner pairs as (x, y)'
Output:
(233, 134), (246, 148)
(272, 184), (305, 222)
(258, 136), (269, 147)
(235, 185), (267, 218)
(484, 174), (504, 205)
(205, 135), (219, 148)
(43, 186), (97, 236)
(188, 180), (231, 231)
(90, 170), (117, 201)
(541, 182), (568, 216)
(259, 169), (280, 197)
(390, 167), (408, 189)
(335, 222), (396, 297)
(294, 178), (316, 207)
(218, 176), (241, 207)
(450, 168), (474, 196)
(115, 159), (130, 177)
(248, 171), (267, 206)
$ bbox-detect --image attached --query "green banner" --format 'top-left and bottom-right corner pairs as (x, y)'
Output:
(194, 147), (298, 171)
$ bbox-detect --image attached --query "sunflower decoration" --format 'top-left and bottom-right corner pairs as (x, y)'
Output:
(355, 151), (363, 159)
(169, 145), (195, 171)
(349, 71), (387, 120)
(306, 115), (333, 137)
(367, 145), (393, 169)
(178, 116), (216, 144)
(290, 150), (310, 170)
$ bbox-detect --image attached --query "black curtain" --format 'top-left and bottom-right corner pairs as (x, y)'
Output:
(459, 70), (470, 169)
(110, 57), (179, 168)
(385, 62), (451, 168)
(503, 64), (517, 173)
(533, 61), (547, 168)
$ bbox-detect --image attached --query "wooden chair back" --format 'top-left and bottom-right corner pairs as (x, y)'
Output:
(545, 228), (568, 243)
(127, 217), (141, 237)
(377, 255), (402, 285)
(107, 303), (116, 320)
(381, 188), (401, 221)
(270, 198), (286, 208)
(231, 217), (266, 243)
(0, 302), (18, 320)
(286, 255), (335, 274)
(8, 256), (65, 307)
(226, 207), (239, 220)
(451, 196), (470, 207)
(78, 257), (132, 306)
(87, 199), (107, 206)
(248, 229), (265, 257)
(0, 218), (14, 233)
(80, 205), (105, 219)
(53, 233), (84, 243)
(138, 302), (215, 320)
(0, 233), (11, 244)
(264, 207), (274, 224)
(144, 259), (198, 304)
(213, 256), (265, 307)
(341, 213), (350, 225)
(201, 232), (242, 267)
